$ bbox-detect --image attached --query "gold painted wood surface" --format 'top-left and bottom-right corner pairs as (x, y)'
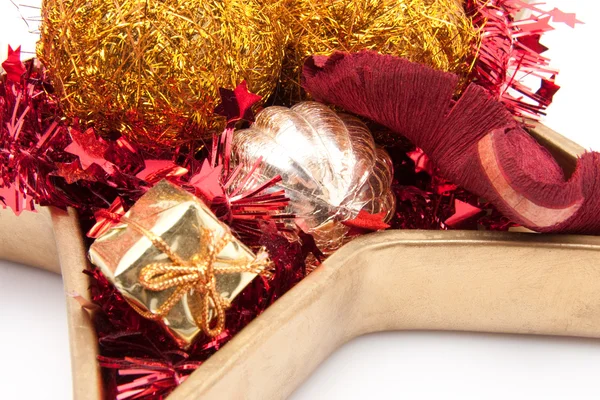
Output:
(172, 230), (600, 400)
(0, 207), (60, 273)
(50, 207), (104, 400)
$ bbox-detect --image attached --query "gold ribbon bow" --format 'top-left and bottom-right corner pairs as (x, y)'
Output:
(120, 215), (272, 337)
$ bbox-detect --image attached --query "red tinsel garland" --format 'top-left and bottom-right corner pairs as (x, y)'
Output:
(465, 0), (581, 119)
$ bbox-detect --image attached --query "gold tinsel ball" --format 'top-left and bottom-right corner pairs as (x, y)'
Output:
(282, 0), (477, 101)
(38, 0), (288, 146)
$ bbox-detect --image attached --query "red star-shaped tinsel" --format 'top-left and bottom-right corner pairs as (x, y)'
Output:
(1, 45), (26, 83)
(213, 81), (262, 126)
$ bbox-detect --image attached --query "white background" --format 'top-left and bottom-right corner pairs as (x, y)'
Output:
(1, 1), (600, 399)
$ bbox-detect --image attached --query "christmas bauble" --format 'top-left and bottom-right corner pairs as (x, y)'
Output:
(232, 102), (395, 253)
(38, 0), (288, 147)
(281, 0), (475, 102)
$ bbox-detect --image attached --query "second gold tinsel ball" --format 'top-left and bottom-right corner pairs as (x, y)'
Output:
(38, 0), (288, 147)
(282, 0), (477, 101)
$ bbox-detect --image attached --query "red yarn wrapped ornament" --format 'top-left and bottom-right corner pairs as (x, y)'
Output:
(302, 51), (600, 235)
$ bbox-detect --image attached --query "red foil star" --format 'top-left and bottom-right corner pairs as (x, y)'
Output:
(536, 76), (561, 105)
(135, 160), (188, 183)
(0, 182), (35, 215)
(1, 45), (26, 83)
(65, 128), (116, 174)
(213, 81), (262, 126)
(189, 160), (225, 200)
(548, 8), (584, 28)
(445, 199), (483, 227)
(343, 210), (391, 232)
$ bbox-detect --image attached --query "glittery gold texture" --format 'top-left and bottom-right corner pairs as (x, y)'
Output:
(117, 215), (272, 339)
(38, 0), (289, 147)
(281, 0), (477, 102)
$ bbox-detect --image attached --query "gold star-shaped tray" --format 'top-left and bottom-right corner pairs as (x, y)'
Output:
(1, 123), (599, 399)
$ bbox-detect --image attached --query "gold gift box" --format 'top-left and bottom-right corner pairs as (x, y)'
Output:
(2, 123), (600, 399)
(88, 180), (260, 347)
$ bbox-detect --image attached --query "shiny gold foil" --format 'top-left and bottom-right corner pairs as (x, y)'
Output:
(88, 181), (263, 348)
(231, 102), (395, 253)
(38, 0), (289, 147)
(281, 0), (477, 102)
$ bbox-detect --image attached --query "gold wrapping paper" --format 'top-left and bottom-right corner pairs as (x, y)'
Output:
(89, 180), (263, 347)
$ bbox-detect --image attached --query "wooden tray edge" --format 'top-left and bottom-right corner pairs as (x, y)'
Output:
(0, 206), (61, 273)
